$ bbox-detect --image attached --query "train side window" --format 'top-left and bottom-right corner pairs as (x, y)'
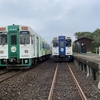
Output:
(42, 41), (46, 48)
(31, 35), (35, 44)
(42, 42), (44, 48)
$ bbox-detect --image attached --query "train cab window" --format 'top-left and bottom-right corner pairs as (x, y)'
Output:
(11, 35), (17, 44)
(66, 39), (71, 47)
(53, 40), (58, 47)
(0, 32), (7, 45)
(20, 31), (30, 44)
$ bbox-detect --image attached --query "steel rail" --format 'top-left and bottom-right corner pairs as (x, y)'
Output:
(66, 63), (87, 100)
(48, 63), (58, 100)
(0, 71), (22, 83)
(0, 70), (10, 75)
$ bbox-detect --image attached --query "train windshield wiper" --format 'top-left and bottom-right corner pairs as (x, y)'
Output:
(20, 39), (24, 44)
(20, 38), (26, 45)
(3, 40), (5, 46)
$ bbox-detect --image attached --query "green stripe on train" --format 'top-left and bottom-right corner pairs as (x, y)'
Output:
(8, 25), (20, 59)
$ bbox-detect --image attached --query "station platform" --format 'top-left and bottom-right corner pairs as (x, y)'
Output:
(73, 53), (100, 70)
(73, 53), (100, 89)
(74, 53), (100, 62)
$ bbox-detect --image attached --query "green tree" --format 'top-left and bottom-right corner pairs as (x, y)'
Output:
(74, 28), (100, 53)
(74, 32), (92, 39)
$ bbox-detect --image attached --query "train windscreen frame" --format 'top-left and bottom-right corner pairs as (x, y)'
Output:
(0, 32), (7, 45)
(20, 31), (30, 44)
(66, 39), (71, 47)
(53, 40), (58, 47)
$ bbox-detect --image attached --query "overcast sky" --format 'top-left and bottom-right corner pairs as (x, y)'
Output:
(0, 0), (100, 43)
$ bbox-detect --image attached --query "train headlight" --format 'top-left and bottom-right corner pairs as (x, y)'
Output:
(11, 46), (17, 52)
(53, 49), (57, 53)
(25, 50), (28, 53)
(0, 50), (4, 54)
(68, 49), (71, 52)
(67, 49), (71, 54)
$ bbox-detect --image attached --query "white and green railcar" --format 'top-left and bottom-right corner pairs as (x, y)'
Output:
(0, 25), (51, 69)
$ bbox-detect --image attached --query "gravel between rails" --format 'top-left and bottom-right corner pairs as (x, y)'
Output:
(52, 62), (82, 100)
(69, 62), (100, 100)
(0, 59), (56, 100)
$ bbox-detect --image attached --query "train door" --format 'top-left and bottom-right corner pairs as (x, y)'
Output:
(81, 43), (86, 53)
(8, 31), (20, 59)
(58, 36), (66, 55)
(36, 37), (39, 57)
(33, 36), (35, 56)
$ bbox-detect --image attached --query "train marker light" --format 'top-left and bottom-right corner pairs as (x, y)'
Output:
(21, 26), (28, 30)
(0, 27), (6, 31)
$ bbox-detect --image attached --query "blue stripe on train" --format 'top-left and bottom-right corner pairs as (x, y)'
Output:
(58, 36), (66, 55)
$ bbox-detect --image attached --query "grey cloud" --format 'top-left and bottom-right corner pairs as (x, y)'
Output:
(0, 0), (100, 43)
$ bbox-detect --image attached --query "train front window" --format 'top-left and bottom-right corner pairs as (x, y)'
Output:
(0, 32), (7, 45)
(60, 41), (64, 47)
(11, 35), (17, 44)
(53, 40), (58, 47)
(66, 39), (71, 47)
(20, 31), (30, 44)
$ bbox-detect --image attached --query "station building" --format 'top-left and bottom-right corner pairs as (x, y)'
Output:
(74, 37), (93, 53)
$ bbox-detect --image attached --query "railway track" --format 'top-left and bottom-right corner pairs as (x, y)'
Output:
(0, 70), (23, 83)
(0, 60), (100, 99)
(48, 62), (88, 100)
(0, 70), (10, 75)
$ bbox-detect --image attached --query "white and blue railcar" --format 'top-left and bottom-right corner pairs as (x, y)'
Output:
(51, 36), (73, 62)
